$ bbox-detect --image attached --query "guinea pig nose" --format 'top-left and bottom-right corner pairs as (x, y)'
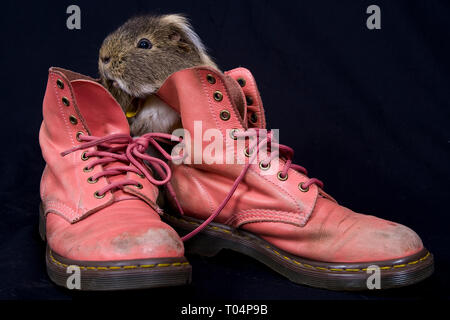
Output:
(101, 56), (111, 64)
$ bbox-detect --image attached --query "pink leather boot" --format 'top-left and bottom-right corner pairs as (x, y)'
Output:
(39, 67), (191, 290)
(155, 66), (434, 290)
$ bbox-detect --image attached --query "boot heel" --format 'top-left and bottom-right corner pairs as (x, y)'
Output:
(39, 203), (46, 241)
(184, 233), (224, 257)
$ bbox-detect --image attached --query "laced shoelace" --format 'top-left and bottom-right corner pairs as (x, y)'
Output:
(62, 130), (322, 242)
(61, 133), (183, 202)
(176, 128), (324, 241)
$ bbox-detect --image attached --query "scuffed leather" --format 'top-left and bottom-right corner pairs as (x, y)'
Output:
(157, 66), (424, 263)
(40, 68), (160, 222)
(158, 67), (319, 227)
(39, 67), (184, 261)
(46, 200), (183, 261)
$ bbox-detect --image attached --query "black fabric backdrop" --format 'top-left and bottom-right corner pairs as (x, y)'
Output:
(0, 0), (449, 300)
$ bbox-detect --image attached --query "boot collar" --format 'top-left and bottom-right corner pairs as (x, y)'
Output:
(49, 67), (130, 137)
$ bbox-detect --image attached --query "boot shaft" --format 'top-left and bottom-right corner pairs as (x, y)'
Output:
(40, 68), (160, 223)
(156, 67), (320, 226)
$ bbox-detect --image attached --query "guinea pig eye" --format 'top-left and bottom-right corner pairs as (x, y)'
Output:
(137, 38), (152, 49)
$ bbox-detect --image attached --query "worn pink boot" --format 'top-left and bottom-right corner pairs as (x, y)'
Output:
(39, 67), (191, 290)
(154, 66), (434, 290)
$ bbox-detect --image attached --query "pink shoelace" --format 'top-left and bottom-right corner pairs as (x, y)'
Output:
(61, 133), (183, 207)
(62, 130), (322, 242)
(177, 129), (324, 241)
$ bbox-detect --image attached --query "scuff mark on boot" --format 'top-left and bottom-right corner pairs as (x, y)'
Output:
(111, 228), (183, 256)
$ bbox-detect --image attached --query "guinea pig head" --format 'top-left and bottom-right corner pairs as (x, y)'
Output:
(99, 14), (217, 105)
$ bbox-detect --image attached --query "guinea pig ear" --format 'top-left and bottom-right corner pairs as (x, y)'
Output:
(162, 14), (207, 52)
(161, 14), (218, 69)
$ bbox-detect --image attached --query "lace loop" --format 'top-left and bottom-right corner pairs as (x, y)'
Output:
(61, 133), (181, 197)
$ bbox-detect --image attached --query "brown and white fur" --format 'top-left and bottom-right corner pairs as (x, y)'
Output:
(99, 14), (218, 136)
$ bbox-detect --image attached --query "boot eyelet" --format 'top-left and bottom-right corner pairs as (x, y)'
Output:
(62, 97), (70, 106)
(259, 161), (271, 170)
(87, 176), (98, 184)
(230, 129), (239, 140)
(206, 74), (216, 84)
(298, 182), (309, 192)
(220, 110), (231, 121)
(57, 79), (65, 89)
(135, 183), (143, 189)
(277, 172), (288, 181)
(249, 112), (258, 124)
(83, 166), (93, 173)
(81, 151), (89, 161)
(138, 173), (145, 179)
(214, 91), (223, 102)
(237, 78), (246, 87)
(244, 146), (253, 157)
(94, 191), (105, 199)
(76, 131), (84, 142)
(246, 95), (254, 106)
(69, 115), (78, 125)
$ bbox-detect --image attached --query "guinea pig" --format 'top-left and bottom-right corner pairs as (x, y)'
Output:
(99, 14), (218, 136)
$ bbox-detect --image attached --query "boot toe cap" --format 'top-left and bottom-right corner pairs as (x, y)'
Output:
(333, 216), (424, 262)
(45, 201), (185, 262)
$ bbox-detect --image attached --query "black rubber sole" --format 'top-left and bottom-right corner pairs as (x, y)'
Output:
(163, 213), (434, 291)
(39, 205), (192, 291)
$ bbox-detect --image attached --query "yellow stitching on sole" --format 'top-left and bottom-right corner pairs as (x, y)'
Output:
(344, 268), (361, 272)
(170, 215), (432, 274)
(49, 251), (189, 271)
(315, 267), (328, 271)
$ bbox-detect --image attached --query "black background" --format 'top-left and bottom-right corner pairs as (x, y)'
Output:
(0, 0), (449, 300)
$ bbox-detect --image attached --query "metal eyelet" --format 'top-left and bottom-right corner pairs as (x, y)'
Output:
(87, 176), (98, 184)
(246, 95), (254, 106)
(69, 115), (78, 125)
(57, 79), (64, 90)
(83, 166), (93, 173)
(76, 131), (84, 142)
(62, 97), (70, 106)
(214, 91), (223, 102)
(94, 191), (105, 199)
(298, 182), (309, 192)
(237, 78), (246, 87)
(230, 129), (239, 140)
(249, 113), (258, 124)
(259, 161), (271, 171)
(244, 146), (253, 157)
(138, 173), (145, 179)
(81, 151), (89, 161)
(220, 110), (231, 121)
(135, 183), (143, 189)
(206, 74), (216, 84)
(277, 172), (288, 181)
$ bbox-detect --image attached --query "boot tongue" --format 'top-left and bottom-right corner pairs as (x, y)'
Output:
(222, 74), (248, 128)
(71, 79), (130, 136)
(225, 67), (267, 129)
(69, 78), (160, 204)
